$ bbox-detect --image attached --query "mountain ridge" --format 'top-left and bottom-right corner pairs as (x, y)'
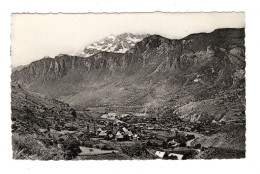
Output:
(11, 28), (245, 122)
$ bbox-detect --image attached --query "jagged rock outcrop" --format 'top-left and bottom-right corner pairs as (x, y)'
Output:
(12, 28), (245, 122)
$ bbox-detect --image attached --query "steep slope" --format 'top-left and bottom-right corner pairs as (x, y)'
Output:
(11, 83), (77, 134)
(12, 52), (124, 98)
(11, 28), (245, 122)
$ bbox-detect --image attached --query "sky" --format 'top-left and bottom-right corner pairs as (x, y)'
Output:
(11, 12), (245, 67)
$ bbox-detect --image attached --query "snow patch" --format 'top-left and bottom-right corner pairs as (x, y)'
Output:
(127, 36), (142, 42)
(194, 79), (199, 83)
(116, 47), (128, 53)
(107, 35), (116, 40)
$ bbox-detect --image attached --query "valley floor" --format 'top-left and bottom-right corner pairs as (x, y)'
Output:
(12, 106), (245, 160)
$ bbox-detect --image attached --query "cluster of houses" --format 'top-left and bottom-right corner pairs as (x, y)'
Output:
(154, 151), (184, 160)
(91, 112), (199, 141)
(95, 126), (139, 141)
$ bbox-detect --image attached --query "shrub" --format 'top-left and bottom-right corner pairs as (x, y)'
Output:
(101, 145), (108, 150)
(162, 141), (168, 149)
(84, 141), (93, 147)
(62, 136), (81, 160)
(121, 143), (148, 157)
(146, 140), (153, 147)
(179, 142), (187, 147)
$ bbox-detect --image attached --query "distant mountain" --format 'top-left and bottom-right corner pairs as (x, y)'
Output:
(11, 64), (29, 73)
(72, 33), (149, 57)
(11, 28), (245, 123)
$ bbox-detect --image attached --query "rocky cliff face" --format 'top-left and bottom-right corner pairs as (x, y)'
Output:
(12, 52), (124, 84)
(12, 28), (245, 122)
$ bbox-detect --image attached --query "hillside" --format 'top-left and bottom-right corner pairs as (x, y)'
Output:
(11, 28), (245, 123)
(11, 83), (79, 134)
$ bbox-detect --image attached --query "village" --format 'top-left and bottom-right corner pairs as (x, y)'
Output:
(11, 82), (239, 160)
(11, 83), (245, 160)
(33, 107), (225, 160)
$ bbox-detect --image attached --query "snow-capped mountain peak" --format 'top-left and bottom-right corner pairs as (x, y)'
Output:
(107, 35), (116, 40)
(74, 33), (149, 58)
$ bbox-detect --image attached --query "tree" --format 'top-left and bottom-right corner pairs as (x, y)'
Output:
(146, 140), (153, 147)
(62, 136), (81, 160)
(162, 140), (168, 149)
(71, 109), (77, 118)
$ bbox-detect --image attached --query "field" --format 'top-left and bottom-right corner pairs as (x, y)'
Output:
(78, 147), (119, 156)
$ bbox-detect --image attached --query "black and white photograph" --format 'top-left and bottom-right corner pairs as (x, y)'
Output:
(10, 12), (246, 160)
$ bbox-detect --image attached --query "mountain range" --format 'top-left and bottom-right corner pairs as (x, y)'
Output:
(11, 28), (245, 123)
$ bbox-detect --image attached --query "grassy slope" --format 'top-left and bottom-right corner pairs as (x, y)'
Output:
(12, 133), (65, 160)
(11, 85), (79, 160)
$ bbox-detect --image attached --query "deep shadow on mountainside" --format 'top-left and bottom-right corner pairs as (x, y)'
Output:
(12, 28), (245, 123)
